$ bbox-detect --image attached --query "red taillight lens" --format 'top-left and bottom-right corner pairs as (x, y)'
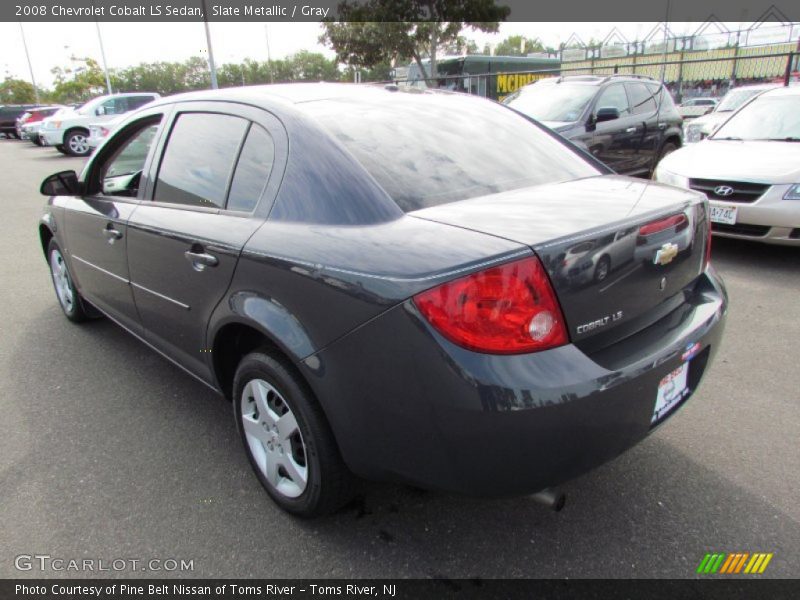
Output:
(413, 256), (569, 354)
(28, 112), (44, 123)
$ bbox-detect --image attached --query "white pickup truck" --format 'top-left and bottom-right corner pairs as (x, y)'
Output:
(39, 92), (160, 156)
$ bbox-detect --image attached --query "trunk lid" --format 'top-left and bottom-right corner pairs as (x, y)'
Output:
(410, 175), (709, 347)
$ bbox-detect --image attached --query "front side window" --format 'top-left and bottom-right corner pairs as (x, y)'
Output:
(154, 112), (248, 208)
(99, 118), (162, 197)
(595, 84), (630, 117)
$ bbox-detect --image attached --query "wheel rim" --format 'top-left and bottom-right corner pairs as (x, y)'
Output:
(596, 260), (609, 281)
(50, 249), (74, 313)
(241, 378), (308, 498)
(68, 134), (88, 154)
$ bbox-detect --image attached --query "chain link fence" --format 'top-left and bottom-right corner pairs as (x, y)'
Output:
(390, 50), (799, 104)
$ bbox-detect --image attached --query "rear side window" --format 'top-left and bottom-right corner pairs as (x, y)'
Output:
(300, 93), (600, 212)
(227, 124), (274, 212)
(154, 112), (247, 208)
(626, 83), (657, 115)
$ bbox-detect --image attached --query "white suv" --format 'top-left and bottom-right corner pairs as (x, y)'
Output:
(39, 92), (160, 156)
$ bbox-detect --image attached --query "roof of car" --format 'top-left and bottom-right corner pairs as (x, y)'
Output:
(759, 85), (800, 98)
(148, 82), (450, 109)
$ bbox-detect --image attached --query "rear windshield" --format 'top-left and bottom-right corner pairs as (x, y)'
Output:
(301, 91), (600, 212)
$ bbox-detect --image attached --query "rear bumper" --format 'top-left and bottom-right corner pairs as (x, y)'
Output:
(304, 268), (727, 496)
(40, 129), (64, 147)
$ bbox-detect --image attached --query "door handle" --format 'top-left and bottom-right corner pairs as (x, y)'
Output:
(103, 226), (123, 242)
(625, 127), (638, 133)
(184, 249), (219, 271)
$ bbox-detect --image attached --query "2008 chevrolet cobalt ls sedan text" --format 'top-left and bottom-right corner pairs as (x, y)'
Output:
(38, 84), (727, 516)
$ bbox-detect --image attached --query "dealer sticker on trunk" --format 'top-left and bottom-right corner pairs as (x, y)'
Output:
(652, 363), (690, 424)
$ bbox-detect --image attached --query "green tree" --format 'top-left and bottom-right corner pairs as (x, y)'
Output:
(321, 0), (508, 81)
(0, 77), (38, 103)
(486, 35), (546, 56)
(50, 57), (107, 103)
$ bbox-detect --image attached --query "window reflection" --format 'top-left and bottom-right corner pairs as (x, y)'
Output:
(155, 113), (247, 208)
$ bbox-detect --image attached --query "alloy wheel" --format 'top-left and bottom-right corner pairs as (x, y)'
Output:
(240, 378), (308, 498)
(50, 249), (74, 313)
(68, 134), (88, 155)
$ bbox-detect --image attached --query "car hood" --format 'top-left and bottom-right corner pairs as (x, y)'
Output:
(686, 112), (730, 129)
(659, 140), (800, 183)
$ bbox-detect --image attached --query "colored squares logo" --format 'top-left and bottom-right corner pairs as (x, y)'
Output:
(697, 552), (773, 574)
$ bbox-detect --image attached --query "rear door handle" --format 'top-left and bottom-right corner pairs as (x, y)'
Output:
(626, 127), (638, 133)
(103, 226), (123, 242)
(184, 249), (219, 271)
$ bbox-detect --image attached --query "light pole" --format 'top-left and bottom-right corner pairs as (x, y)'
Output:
(18, 22), (41, 105)
(95, 22), (113, 94)
(264, 24), (274, 83)
(201, 0), (218, 89)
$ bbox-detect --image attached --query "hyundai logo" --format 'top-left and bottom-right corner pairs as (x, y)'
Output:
(714, 185), (735, 197)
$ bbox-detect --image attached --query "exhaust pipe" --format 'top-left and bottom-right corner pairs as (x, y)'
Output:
(531, 487), (566, 512)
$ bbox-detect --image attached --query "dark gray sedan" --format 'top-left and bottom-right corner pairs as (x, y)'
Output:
(38, 84), (726, 516)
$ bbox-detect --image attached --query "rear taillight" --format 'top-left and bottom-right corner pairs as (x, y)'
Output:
(413, 256), (569, 354)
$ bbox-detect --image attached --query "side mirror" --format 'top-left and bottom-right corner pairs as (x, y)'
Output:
(595, 107), (620, 123)
(41, 171), (83, 196)
(96, 106), (106, 116)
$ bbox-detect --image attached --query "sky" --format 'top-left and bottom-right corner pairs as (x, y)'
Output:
(0, 21), (756, 89)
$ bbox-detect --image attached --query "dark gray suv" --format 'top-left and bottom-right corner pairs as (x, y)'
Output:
(504, 75), (683, 177)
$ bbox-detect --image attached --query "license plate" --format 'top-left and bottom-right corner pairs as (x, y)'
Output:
(709, 205), (737, 225)
(652, 363), (690, 424)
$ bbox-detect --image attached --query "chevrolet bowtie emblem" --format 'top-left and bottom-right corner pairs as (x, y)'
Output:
(654, 242), (679, 266)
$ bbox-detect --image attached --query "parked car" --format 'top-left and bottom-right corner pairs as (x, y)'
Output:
(39, 92), (159, 156)
(0, 104), (37, 138)
(683, 84), (782, 143)
(88, 115), (125, 150)
(38, 84), (726, 516)
(17, 106), (65, 145)
(655, 86), (800, 246)
(503, 75), (683, 178)
(677, 97), (718, 119)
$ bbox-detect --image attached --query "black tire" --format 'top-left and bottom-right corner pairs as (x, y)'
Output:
(233, 351), (354, 517)
(63, 129), (90, 156)
(594, 255), (611, 282)
(55, 144), (68, 154)
(47, 239), (89, 323)
(32, 137), (43, 147)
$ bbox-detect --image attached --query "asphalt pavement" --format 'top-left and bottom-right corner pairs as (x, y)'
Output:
(0, 138), (798, 579)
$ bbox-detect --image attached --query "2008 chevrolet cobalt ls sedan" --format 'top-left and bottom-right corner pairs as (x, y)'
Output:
(38, 84), (727, 516)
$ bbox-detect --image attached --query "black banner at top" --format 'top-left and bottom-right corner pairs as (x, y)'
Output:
(3, 0), (800, 22)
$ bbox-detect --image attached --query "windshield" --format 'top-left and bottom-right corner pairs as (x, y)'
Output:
(712, 95), (800, 141)
(715, 88), (766, 112)
(302, 91), (600, 212)
(504, 83), (596, 123)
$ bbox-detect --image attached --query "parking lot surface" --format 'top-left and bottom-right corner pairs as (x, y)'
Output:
(0, 138), (798, 578)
